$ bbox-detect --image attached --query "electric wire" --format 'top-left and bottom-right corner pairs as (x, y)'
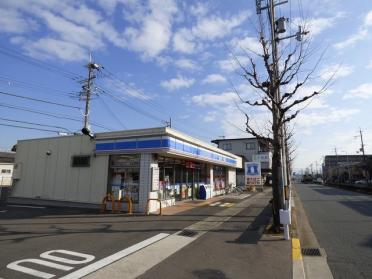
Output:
(0, 90), (81, 109)
(0, 117), (73, 133)
(0, 75), (75, 97)
(0, 45), (82, 80)
(0, 102), (111, 131)
(101, 91), (165, 124)
(99, 69), (220, 140)
(97, 95), (127, 129)
(100, 70), (169, 116)
(0, 123), (63, 134)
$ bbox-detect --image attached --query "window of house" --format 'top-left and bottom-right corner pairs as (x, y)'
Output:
(246, 142), (256, 150)
(71, 155), (91, 167)
(222, 143), (232, 150)
(1, 169), (6, 173)
(6, 170), (11, 173)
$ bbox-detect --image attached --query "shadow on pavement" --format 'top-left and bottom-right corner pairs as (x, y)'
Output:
(226, 204), (272, 245)
(339, 200), (372, 217)
(192, 269), (228, 279)
(312, 188), (365, 196)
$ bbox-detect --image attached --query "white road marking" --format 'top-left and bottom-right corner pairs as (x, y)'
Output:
(0, 210), (7, 213)
(85, 192), (266, 279)
(7, 259), (73, 279)
(8, 205), (46, 209)
(210, 202), (233, 207)
(209, 202), (221, 206)
(59, 233), (169, 279)
(40, 250), (95, 265)
(220, 203), (233, 207)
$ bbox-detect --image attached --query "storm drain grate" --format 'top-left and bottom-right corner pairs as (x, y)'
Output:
(301, 248), (321, 256)
(178, 229), (198, 237)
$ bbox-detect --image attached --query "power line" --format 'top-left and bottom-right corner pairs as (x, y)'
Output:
(0, 45), (82, 80)
(102, 91), (165, 124)
(0, 122), (63, 134)
(0, 102), (111, 130)
(0, 74), (75, 96)
(100, 69), (170, 117)
(0, 90), (81, 109)
(97, 95), (127, 129)
(0, 117), (73, 133)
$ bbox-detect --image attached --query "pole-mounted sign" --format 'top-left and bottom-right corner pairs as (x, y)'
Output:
(245, 162), (262, 190)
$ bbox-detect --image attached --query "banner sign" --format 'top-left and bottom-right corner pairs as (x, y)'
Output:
(245, 162), (261, 186)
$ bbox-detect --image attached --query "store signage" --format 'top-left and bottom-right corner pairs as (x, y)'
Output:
(111, 156), (140, 168)
(245, 162), (261, 186)
(151, 165), (159, 191)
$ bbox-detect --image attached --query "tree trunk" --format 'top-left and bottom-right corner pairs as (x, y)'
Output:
(271, 108), (283, 232)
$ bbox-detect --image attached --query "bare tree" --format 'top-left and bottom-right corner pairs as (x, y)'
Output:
(232, 29), (333, 231)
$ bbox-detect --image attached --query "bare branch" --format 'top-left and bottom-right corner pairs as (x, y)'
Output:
(245, 114), (273, 144)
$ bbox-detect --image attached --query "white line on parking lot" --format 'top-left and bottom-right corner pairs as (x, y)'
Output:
(0, 210), (7, 213)
(8, 205), (46, 209)
(59, 233), (169, 279)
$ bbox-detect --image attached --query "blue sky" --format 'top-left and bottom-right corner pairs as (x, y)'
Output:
(0, 0), (372, 171)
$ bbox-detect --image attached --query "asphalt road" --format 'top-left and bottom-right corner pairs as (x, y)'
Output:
(0, 193), (285, 279)
(0, 201), (232, 279)
(296, 183), (372, 279)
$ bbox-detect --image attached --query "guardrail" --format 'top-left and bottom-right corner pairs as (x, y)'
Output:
(100, 193), (133, 214)
(146, 198), (162, 216)
(115, 196), (133, 214)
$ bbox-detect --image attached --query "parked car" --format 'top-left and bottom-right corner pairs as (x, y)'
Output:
(314, 178), (324, 184)
(354, 180), (368, 185)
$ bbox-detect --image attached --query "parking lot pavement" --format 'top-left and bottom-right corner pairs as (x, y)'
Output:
(0, 195), (252, 279)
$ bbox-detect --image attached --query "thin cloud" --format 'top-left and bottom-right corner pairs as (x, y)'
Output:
(161, 76), (195, 91)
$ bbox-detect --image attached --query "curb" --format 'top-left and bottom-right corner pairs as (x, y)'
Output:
(292, 238), (305, 279)
(291, 192), (306, 279)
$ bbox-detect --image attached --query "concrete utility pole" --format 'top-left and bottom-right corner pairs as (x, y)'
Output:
(81, 54), (101, 138)
(358, 128), (370, 181)
(359, 128), (366, 158)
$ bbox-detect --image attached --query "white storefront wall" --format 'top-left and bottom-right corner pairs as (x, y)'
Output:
(11, 128), (241, 212)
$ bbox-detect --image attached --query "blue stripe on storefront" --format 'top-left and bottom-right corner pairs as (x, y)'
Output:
(95, 137), (237, 166)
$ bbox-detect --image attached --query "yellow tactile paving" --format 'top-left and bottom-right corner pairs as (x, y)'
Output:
(292, 238), (302, 260)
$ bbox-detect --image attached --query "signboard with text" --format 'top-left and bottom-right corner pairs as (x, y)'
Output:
(245, 162), (262, 186)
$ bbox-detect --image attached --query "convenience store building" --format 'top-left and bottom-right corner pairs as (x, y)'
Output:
(10, 127), (242, 212)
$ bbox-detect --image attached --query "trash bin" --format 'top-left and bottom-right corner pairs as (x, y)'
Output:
(199, 185), (207, 200)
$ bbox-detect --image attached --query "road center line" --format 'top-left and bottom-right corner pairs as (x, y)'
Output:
(59, 233), (169, 279)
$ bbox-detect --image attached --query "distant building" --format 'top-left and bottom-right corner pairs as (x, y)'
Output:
(323, 154), (372, 182)
(211, 138), (272, 186)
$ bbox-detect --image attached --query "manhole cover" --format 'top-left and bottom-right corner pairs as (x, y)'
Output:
(301, 248), (321, 256)
(178, 229), (198, 237)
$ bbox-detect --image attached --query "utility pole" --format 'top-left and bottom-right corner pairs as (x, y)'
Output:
(255, 0), (307, 237)
(164, 117), (172, 128)
(358, 128), (370, 181)
(80, 54), (101, 138)
(359, 128), (366, 158)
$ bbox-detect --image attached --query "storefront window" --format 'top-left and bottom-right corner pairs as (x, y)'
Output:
(158, 156), (209, 201)
(213, 166), (226, 190)
(109, 154), (140, 203)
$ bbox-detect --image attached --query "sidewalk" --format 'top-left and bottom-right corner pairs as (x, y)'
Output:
(86, 189), (292, 279)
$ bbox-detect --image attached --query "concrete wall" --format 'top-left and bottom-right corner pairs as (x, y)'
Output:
(11, 135), (109, 204)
